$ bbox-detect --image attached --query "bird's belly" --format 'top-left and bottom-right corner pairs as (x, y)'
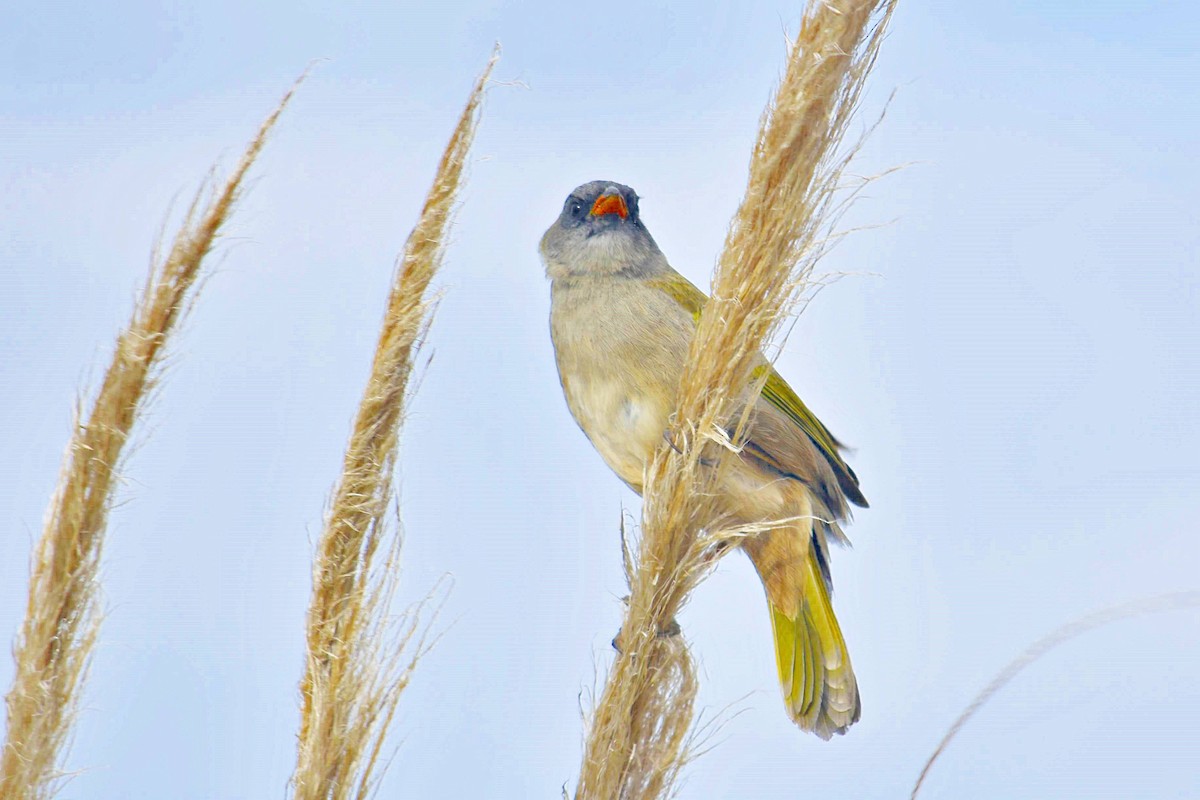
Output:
(566, 377), (666, 492)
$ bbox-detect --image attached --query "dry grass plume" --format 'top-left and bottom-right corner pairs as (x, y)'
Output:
(290, 50), (497, 800)
(0, 81), (300, 800)
(574, 2), (896, 797)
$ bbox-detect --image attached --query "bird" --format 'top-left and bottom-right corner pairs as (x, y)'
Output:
(540, 180), (867, 739)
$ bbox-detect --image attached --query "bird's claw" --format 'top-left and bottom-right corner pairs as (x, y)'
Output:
(661, 429), (717, 467)
(611, 618), (682, 654)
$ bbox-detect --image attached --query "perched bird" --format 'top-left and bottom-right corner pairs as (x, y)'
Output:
(541, 180), (868, 739)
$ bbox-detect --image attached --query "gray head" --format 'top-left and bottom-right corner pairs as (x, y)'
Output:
(540, 180), (667, 280)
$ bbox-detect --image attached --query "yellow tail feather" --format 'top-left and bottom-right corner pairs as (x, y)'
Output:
(768, 555), (860, 739)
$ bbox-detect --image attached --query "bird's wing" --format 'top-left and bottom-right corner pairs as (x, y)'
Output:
(645, 271), (867, 511)
(755, 367), (868, 509)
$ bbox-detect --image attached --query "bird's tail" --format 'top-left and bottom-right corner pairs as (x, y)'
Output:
(746, 531), (860, 739)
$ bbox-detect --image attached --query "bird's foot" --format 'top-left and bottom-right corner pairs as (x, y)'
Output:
(661, 429), (717, 467)
(611, 611), (682, 654)
(701, 538), (734, 567)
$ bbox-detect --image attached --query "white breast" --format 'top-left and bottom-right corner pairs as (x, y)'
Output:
(557, 371), (661, 489)
(550, 277), (688, 492)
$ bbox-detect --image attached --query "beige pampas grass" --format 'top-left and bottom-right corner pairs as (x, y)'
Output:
(290, 50), (496, 800)
(0, 82), (299, 800)
(574, 2), (896, 797)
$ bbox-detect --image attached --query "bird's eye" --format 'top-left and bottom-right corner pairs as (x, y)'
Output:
(569, 201), (583, 217)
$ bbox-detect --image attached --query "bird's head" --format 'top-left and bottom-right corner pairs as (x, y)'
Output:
(540, 180), (665, 279)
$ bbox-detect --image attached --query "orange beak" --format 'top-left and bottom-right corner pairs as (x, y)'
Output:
(590, 193), (629, 219)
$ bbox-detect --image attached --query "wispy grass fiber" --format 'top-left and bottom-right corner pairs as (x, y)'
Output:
(290, 50), (497, 800)
(574, 3), (896, 797)
(911, 590), (1200, 799)
(0, 80), (299, 800)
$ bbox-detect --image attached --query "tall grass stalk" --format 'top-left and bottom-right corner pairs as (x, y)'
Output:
(0, 81), (299, 800)
(290, 50), (496, 800)
(574, 3), (896, 797)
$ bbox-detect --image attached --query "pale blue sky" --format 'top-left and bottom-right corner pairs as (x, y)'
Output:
(2, 2), (1198, 798)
